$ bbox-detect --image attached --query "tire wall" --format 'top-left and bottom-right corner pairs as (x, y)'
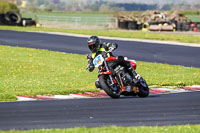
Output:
(176, 22), (183, 31)
(183, 22), (191, 31)
(118, 19), (200, 32)
(118, 21), (138, 30)
(4, 11), (21, 25)
(197, 23), (200, 31)
(177, 22), (191, 31)
(0, 12), (36, 26)
(190, 22), (200, 32)
(118, 21), (128, 29)
(21, 18), (36, 27)
(0, 14), (6, 25)
(127, 21), (137, 30)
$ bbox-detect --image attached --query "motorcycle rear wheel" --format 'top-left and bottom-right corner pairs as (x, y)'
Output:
(99, 75), (120, 98)
(137, 78), (149, 97)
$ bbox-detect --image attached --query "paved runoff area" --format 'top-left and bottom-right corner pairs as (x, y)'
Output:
(17, 85), (200, 101)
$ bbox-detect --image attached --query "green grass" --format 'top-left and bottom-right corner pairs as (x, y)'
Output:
(1, 125), (200, 133)
(0, 26), (200, 44)
(0, 45), (200, 101)
(0, 45), (97, 101)
(186, 15), (200, 22)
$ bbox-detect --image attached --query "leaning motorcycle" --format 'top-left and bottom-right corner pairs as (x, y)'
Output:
(92, 54), (149, 98)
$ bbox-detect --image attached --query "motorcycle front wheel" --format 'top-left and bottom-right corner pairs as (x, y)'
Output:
(99, 75), (120, 98)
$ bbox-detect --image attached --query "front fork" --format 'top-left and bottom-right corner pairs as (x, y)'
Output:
(103, 60), (115, 86)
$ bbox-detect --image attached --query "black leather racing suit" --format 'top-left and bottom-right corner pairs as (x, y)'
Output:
(87, 42), (118, 72)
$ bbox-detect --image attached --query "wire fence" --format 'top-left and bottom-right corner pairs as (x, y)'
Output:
(36, 15), (118, 29)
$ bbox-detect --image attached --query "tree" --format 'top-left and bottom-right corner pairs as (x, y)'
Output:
(0, 0), (20, 14)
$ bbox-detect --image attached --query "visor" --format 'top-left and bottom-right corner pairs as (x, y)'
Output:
(88, 42), (95, 46)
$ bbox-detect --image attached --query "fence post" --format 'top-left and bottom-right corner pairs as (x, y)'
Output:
(115, 18), (118, 28)
(75, 17), (81, 29)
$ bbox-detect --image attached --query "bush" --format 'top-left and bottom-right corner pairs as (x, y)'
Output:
(0, 0), (20, 14)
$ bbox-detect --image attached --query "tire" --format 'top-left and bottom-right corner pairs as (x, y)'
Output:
(176, 22), (183, 31)
(137, 78), (149, 97)
(182, 22), (191, 31)
(0, 14), (6, 25)
(149, 21), (159, 25)
(170, 20), (177, 31)
(118, 21), (128, 29)
(5, 11), (21, 25)
(196, 23), (200, 31)
(128, 21), (137, 30)
(21, 19), (36, 26)
(99, 75), (120, 98)
(137, 23), (142, 30)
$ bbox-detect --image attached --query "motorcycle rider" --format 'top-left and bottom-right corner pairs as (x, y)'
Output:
(86, 36), (140, 89)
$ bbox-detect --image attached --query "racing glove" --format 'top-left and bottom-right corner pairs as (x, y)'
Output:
(87, 54), (92, 60)
(86, 57), (95, 72)
(86, 63), (94, 72)
(108, 43), (118, 52)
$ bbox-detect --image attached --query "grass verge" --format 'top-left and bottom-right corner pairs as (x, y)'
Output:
(1, 125), (200, 133)
(0, 45), (200, 101)
(0, 25), (200, 44)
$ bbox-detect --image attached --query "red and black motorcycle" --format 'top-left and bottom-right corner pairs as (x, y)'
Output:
(93, 54), (149, 98)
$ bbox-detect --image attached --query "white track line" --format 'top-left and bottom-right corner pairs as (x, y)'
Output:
(17, 96), (36, 101)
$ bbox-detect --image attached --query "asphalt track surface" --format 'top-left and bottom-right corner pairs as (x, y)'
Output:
(0, 30), (200, 67)
(0, 92), (200, 130)
(0, 30), (200, 130)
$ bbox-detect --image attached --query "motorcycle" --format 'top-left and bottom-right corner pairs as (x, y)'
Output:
(92, 54), (149, 98)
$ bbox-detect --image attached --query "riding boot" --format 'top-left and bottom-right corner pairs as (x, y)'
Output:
(95, 79), (102, 90)
(128, 67), (141, 84)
